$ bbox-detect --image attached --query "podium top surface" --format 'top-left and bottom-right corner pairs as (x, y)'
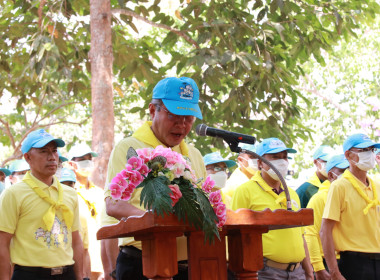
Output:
(97, 208), (313, 240)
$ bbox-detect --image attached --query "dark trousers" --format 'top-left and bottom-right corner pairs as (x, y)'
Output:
(339, 251), (380, 280)
(12, 265), (76, 280)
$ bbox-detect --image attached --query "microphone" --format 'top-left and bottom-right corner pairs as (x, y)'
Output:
(196, 124), (256, 145)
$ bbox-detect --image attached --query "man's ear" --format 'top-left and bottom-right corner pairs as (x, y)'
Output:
(23, 153), (31, 164)
(148, 103), (156, 119)
(327, 171), (334, 182)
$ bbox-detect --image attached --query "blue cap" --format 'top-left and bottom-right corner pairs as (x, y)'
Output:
(0, 168), (11, 177)
(21, 129), (65, 154)
(9, 159), (30, 173)
(58, 150), (68, 162)
(59, 168), (77, 183)
(152, 77), (202, 119)
(203, 152), (236, 168)
(239, 143), (257, 153)
(326, 154), (349, 173)
(313, 145), (333, 161)
(343, 133), (380, 153)
(256, 138), (297, 156)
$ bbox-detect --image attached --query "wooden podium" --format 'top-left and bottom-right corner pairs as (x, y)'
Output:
(97, 208), (313, 280)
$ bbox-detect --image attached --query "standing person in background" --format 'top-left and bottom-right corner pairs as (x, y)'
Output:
(60, 168), (92, 280)
(0, 167), (11, 195)
(223, 143), (258, 207)
(0, 129), (83, 280)
(8, 159), (30, 185)
(297, 145), (333, 208)
(231, 138), (314, 280)
(305, 154), (349, 280)
(69, 143), (104, 280)
(105, 77), (206, 280)
(203, 151), (236, 189)
(321, 134), (380, 280)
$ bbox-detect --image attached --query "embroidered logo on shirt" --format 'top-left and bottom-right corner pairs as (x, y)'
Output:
(35, 216), (69, 248)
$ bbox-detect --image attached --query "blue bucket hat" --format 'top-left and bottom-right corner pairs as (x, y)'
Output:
(58, 150), (68, 162)
(256, 138), (297, 156)
(343, 133), (380, 153)
(9, 159), (30, 173)
(326, 154), (349, 174)
(0, 168), (11, 177)
(152, 77), (202, 119)
(239, 143), (257, 153)
(313, 145), (333, 161)
(59, 168), (77, 183)
(21, 129), (65, 154)
(203, 152), (236, 168)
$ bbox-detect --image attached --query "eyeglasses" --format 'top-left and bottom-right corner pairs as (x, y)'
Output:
(156, 105), (195, 123)
(351, 147), (375, 153)
(206, 166), (228, 172)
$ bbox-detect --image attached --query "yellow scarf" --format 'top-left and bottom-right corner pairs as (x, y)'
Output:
(77, 191), (97, 218)
(343, 169), (380, 215)
(307, 172), (324, 188)
(132, 121), (189, 156)
(254, 171), (289, 208)
(23, 172), (74, 230)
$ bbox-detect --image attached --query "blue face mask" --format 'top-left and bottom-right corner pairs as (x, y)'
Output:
(0, 181), (5, 195)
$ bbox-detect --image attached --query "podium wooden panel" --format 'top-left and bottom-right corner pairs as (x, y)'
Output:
(97, 208), (313, 280)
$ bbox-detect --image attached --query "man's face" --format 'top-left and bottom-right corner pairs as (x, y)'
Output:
(328, 167), (346, 182)
(206, 162), (228, 175)
(9, 170), (29, 184)
(61, 181), (75, 188)
(24, 141), (59, 178)
(72, 154), (92, 162)
(149, 103), (195, 147)
(238, 153), (256, 169)
(258, 151), (288, 171)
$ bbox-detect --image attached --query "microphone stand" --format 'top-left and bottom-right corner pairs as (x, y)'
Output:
(224, 138), (292, 211)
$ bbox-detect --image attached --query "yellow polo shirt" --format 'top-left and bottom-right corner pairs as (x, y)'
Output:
(323, 170), (380, 253)
(223, 167), (252, 209)
(0, 172), (80, 267)
(104, 122), (206, 261)
(231, 171), (305, 263)
(305, 180), (330, 272)
(80, 214), (89, 249)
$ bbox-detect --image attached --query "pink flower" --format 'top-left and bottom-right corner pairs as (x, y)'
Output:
(170, 163), (186, 178)
(202, 176), (215, 193)
(168, 184), (182, 206)
(109, 183), (123, 200)
(129, 170), (143, 185)
(139, 164), (150, 176)
(209, 191), (222, 204)
(120, 165), (133, 179)
(111, 173), (128, 190)
(136, 148), (153, 164)
(128, 157), (143, 170)
(215, 203), (226, 217)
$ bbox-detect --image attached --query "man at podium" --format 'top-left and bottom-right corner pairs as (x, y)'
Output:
(104, 77), (206, 280)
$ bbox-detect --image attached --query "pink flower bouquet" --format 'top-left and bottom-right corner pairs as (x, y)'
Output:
(109, 146), (226, 241)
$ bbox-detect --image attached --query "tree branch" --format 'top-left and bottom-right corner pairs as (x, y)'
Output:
(37, 101), (83, 123)
(111, 8), (200, 49)
(0, 118), (16, 148)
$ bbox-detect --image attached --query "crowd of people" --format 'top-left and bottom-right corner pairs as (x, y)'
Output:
(0, 76), (379, 280)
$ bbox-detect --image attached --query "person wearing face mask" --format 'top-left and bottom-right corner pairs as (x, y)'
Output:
(231, 138), (314, 280)
(223, 143), (258, 208)
(203, 152), (236, 189)
(56, 150), (68, 179)
(297, 145), (333, 208)
(0, 167), (11, 195)
(305, 154), (349, 280)
(8, 159), (30, 185)
(68, 143), (104, 280)
(320, 134), (380, 280)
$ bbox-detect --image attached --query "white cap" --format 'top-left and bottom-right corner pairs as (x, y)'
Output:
(68, 143), (98, 160)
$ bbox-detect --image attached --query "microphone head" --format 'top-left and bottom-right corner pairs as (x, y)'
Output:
(195, 124), (207, 136)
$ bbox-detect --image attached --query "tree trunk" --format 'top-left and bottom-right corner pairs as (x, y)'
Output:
(89, 0), (114, 188)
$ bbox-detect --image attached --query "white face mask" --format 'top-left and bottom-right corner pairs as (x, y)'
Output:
(247, 159), (258, 171)
(264, 159), (289, 181)
(209, 171), (228, 189)
(352, 150), (376, 171)
(13, 174), (25, 184)
(331, 172), (343, 181)
(317, 161), (328, 177)
(75, 160), (94, 177)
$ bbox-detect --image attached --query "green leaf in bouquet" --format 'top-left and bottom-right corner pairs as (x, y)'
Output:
(138, 176), (172, 217)
(126, 147), (138, 161)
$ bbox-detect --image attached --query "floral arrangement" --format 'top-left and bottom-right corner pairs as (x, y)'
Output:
(109, 146), (226, 241)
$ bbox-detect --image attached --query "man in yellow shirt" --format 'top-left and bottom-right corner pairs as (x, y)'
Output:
(105, 77), (207, 280)
(231, 138), (313, 280)
(0, 129), (83, 280)
(223, 143), (257, 207)
(203, 151), (236, 189)
(321, 133), (380, 280)
(305, 154), (349, 280)
(297, 145), (333, 208)
(0, 167), (10, 195)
